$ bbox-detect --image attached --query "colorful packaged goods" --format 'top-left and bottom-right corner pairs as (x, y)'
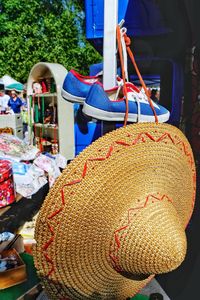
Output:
(0, 160), (15, 208)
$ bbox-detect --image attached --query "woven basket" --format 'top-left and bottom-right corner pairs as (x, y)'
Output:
(0, 127), (13, 135)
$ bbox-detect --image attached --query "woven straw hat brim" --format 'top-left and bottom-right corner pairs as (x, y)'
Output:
(34, 123), (196, 300)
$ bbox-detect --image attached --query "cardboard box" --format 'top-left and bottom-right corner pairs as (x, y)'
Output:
(0, 234), (24, 253)
(17, 283), (47, 300)
(0, 248), (27, 289)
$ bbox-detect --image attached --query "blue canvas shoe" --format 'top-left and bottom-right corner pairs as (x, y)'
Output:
(61, 70), (100, 103)
(82, 82), (170, 123)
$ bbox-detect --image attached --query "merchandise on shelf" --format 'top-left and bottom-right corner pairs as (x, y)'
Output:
(0, 160), (15, 208)
(30, 77), (59, 155)
(27, 62), (75, 160)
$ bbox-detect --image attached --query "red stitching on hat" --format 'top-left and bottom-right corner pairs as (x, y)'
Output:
(66, 178), (82, 185)
(176, 140), (194, 166)
(47, 265), (54, 277)
(48, 207), (63, 219)
(88, 157), (106, 161)
(116, 141), (131, 146)
(82, 162), (87, 178)
(43, 236), (54, 251)
(44, 252), (53, 263)
(61, 188), (65, 205)
(47, 222), (54, 234)
(106, 145), (114, 158)
(109, 194), (173, 272)
(40, 131), (196, 278)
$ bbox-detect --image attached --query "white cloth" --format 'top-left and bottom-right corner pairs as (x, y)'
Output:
(0, 94), (10, 111)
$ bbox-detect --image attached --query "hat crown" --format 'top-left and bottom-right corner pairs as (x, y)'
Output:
(110, 195), (187, 276)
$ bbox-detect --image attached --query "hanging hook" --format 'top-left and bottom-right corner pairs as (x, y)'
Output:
(118, 19), (125, 28)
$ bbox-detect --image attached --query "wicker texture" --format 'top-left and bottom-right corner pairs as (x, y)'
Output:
(33, 123), (196, 300)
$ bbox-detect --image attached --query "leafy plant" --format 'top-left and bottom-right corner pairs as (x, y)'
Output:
(0, 0), (102, 82)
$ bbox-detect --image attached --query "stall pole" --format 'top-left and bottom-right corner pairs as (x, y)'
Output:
(103, 0), (118, 89)
(102, 0), (118, 134)
(28, 95), (33, 145)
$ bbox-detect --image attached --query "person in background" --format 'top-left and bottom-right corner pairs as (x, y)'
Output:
(0, 88), (10, 113)
(8, 90), (23, 113)
(151, 89), (160, 103)
(21, 90), (28, 135)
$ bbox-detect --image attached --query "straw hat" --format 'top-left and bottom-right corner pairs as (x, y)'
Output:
(34, 122), (196, 300)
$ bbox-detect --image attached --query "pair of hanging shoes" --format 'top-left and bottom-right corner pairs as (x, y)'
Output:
(61, 69), (170, 123)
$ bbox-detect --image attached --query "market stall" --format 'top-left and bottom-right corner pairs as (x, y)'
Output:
(27, 62), (75, 161)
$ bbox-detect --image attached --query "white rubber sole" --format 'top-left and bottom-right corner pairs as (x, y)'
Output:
(82, 103), (170, 123)
(61, 88), (85, 104)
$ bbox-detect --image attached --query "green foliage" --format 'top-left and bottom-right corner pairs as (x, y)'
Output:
(0, 0), (102, 82)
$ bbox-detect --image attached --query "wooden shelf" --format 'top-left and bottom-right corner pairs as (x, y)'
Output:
(27, 62), (75, 160)
(33, 93), (57, 97)
(33, 123), (58, 130)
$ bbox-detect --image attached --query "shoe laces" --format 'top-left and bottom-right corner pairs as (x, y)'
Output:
(116, 25), (158, 124)
(113, 82), (142, 122)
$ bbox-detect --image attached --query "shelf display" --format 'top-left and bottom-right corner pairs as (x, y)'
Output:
(31, 92), (58, 152)
(0, 160), (15, 208)
(27, 62), (75, 160)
